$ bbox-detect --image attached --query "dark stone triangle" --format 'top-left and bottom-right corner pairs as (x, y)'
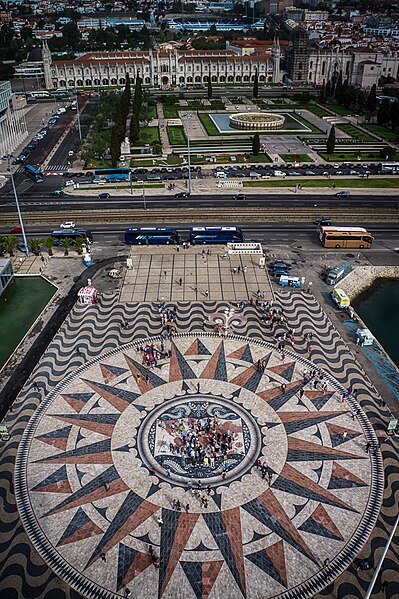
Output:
(214, 343), (227, 381)
(32, 465), (70, 492)
(117, 543), (137, 591)
(230, 388), (241, 399)
(146, 482), (161, 498)
(115, 445), (132, 452)
(248, 531), (266, 544)
(243, 369), (263, 393)
(57, 507), (91, 546)
(172, 342), (197, 380)
(35, 438), (111, 464)
(330, 432), (360, 448)
(36, 426), (72, 441)
(124, 355), (166, 388)
(266, 422), (280, 430)
(75, 467), (87, 484)
(43, 465), (122, 517)
(95, 506), (109, 519)
(268, 384), (303, 411)
(212, 492), (222, 510)
(135, 532), (152, 544)
(310, 393), (335, 410)
(299, 516), (342, 541)
(241, 345), (253, 363)
(279, 363), (296, 382)
(197, 339), (211, 355)
(191, 540), (211, 552)
(203, 512), (245, 596)
(82, 379), (141, 410)
(101, 364), (129, 379)
(181, 561), (203, 599)
(328, 476), (367, 490)
(182, 381), (191, 392)
(272, 474), (356, 512)
(61, 392), (94, 412)
(246, 549), (286, 588)
(158, 510), (181, 599)
(87, 491), (145, 568)
(282, 413), (343, 435)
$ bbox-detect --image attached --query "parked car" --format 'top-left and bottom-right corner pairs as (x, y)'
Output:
(175, 192), (189, 199)
(60, 221), (76, 229)
(64, 180), (75, 187)
(272, 268), (289, 278)
(269, 261), (293, 270)
(335, 191), (350, 198)
(98, 192), (110, 199)
(10, 226), (22, 233)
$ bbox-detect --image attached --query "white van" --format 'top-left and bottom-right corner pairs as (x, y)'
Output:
(274, 170), (287, 177)
(215, 171), (227, 179)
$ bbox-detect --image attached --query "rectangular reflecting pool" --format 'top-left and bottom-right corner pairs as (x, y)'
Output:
(0, 276), (56, 370)
(209, 112), (311, 133)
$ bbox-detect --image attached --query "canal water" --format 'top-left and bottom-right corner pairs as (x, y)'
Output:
(354, 279), (399, 368)
(0, 276), (56, 370)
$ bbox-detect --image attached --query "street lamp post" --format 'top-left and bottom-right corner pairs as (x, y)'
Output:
(183, 113), (192, 196)
(75, 90), (82, 140)
(142, 180), (147, 210)
(7, 155), (29, 257)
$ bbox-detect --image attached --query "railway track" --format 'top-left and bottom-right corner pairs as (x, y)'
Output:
(2, 207), (399, 227)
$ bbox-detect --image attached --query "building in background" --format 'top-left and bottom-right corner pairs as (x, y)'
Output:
(0, 81), (28, 158)
(0, 259), (14, 299)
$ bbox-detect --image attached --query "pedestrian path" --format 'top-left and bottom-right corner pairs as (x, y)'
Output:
(1, 290), (397, 599)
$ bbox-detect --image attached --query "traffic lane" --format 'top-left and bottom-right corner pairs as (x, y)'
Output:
(48, 128), (79, 168)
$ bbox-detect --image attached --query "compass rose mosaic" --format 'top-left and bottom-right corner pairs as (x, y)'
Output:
(15, 334), (383, 599)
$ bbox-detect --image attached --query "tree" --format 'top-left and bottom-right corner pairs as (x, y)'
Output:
(252, 133), (261, 156)
(59, 238), (72, 256)
(4, 234), (17, 257)
(325, 80), (332, 98)
(390, 101), (399, 131)
(326, 125), (336, 155)
(75, 236), (86, 255)
(377, 99), (391, 126)
(207, 75), (212, 100)
(42, 237), (55, 256)
(29, 238), (42, 256)
(366, 84), (377, 112)
(253, 68), (259, 99)
(379, 145), (396, 160)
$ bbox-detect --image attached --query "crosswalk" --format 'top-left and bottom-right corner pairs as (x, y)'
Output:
(45, 162), (69, 172)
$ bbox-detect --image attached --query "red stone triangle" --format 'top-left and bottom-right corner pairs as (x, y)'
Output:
(229, 364), (258, 387)
(268, 362), (295, 376)
(58, 519), (103, 546)
(36, 435), (69, 451)
(100, 364), (117, 384)
(265, 540), (287, 588)
(331, 461), (368, 486)
(200, 342), (223, 379)
(310, 504), (343, 540)
(257, 380), (299, 402)
(82, 379), (129, 412)
(280, 463), (356, 512)
(33, 478), (72, 494)
(221, 507), (246, 597)
(185, 339), (199, 355)
(279, 411), (344, 424)
(123, 356), (153, 394)
(258, 489), (316, 563)
(119, 551), (153, 589)
(61, 395), (88, 413)
(288, 437), (366, 461)
(228, 345), (248, 360)
(326, 422), (361, 438)
(304, 390), (329, 400)
(202, 561), (224, 599)
(161, 513), (199, 596)
(49, 415), (115, 437)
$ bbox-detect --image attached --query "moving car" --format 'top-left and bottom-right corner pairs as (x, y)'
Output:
(175, 192), (189, 199)
(232, 193), (246, 200)
(98, 192), (110, 199)
(314, 217), (332, 226)
(335, 191), (351, 197)
(51, 189), (63, 197)
(10, 226), (22, 233)
(60, 221), (76, 229)
(64, 180), (75, 187)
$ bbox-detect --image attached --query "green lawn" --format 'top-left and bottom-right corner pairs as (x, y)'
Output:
(336, 123), (376, 142)
(305, 104), (332, 118)
(362, 124), (399, 142)
(163, 105), (180, 119)
(80, 183), (164, 190)
(167, 126), (187, 145)
(137, 126), (160, 145)
(84, 159), (112, 169)
(199, 113), (222, 136)
(244, 177), (399, 189)
(291, 113), (323, 134)
(209, 100), (225, 110)
(187, 100), (205, 110)
(280, 154), (312, 162)
(321, 151), (399, 161)
(146, 105), (157, 120)
(325, 103), (353, 116)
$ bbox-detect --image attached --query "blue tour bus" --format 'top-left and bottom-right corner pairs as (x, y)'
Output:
(94, 168), (130, 183)
(125, 227), (180, 245)
(189, 226), (244, 245)
(24, 164), (44, 183)
(51, 229), (93, 246)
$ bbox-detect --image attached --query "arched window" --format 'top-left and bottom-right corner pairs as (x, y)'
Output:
(195, 76), (201, 82)
(227, 75), (234, 82)
(145, 77), (150, 84)
(76, 79), (83, 87)
(179, 76), (185, 83)
(243, 75), (249, 82)
(220, 75), (225, 82)
(59, 80), (66, 87)
(212, 75), (217, 82)
(68, 79), (74, 87)
(119, 78), (125, 84)
(259, 75), (265, 82)
(187, 76), (193, 83)
(85, 79), (92, 86)
(102, 79), (109, 85)
(94, 79), (100, 86)
(268, 75), (273, 82)
(203, 75), (209, 82)
(236, 76), (241, 82)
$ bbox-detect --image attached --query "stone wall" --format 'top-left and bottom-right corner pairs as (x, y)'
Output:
(339, 265), (399, 300)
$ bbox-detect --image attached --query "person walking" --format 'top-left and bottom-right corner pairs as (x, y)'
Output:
(157, 516), (163, 527)
(178, 277), (183, 286)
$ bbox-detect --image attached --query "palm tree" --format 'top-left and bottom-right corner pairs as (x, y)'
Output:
(29, 238), (42, 256)
(75, 236), (86, 255)
(42, 236), (55, 257)
(4, 235), (18, 257)
(59, 237), (72, 256)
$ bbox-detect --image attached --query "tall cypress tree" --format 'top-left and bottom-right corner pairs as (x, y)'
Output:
(253, 68), (259, 99)
(326, 125), (336, 155)
(252, 133), (261, 155)
(366, 83), (377, 112)
(207, 75), (212, 100)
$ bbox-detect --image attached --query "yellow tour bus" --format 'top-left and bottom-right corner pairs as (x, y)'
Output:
(319, 226), (373, 249)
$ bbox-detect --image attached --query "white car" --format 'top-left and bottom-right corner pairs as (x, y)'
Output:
(274, 170), (287, 177)
(64, 180), (75, 187)
(58, 107), (66, 113)
(68, 150), (74, 157)
(60, 221), (76, 229)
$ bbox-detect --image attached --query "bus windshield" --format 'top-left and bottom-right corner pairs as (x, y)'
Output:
(320, 226), (373, 249)
(124, 227), (180, 245)
(51, 229), (93, 246)
(94, 168), (130, 182)
(189, 226), (244, 245)
(24, 164), (44, 183)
